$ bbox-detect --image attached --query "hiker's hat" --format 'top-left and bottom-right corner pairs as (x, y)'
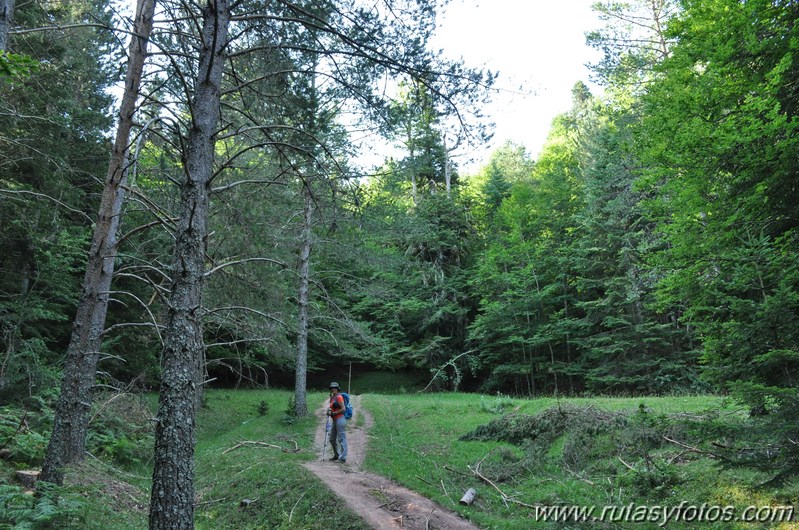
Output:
(329, 382), (340, 389)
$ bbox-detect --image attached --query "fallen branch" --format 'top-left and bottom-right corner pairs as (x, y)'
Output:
(667, 451), (691, 465)
(415, 475), (435, 486)
(667, 408), (746, 421)
(288, 491), (306, 523)
(195, 497), (228, 508)
(564, 467), (595, 486)
(663, 436), (719, 458)
(617, 456), (636, 471)
(444, 465), (469, 476)
(468, 464), (536, 509)
(222, 440), (300, 455)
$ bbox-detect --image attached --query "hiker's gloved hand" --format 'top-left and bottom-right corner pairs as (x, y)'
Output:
(326, 409), (331, 416)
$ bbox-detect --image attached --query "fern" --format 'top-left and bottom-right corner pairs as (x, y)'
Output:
(0, 483), (85, 529)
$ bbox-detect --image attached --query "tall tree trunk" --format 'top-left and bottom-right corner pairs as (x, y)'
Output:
(39, 0), (156, 485)
(407, 122), (417, 204)
(294, 183), (313, 417)
(443, 132), (451, 198)
(294, 53), (321, 417)
(148, 1), (229, 528)
(0, 0), (13, 51)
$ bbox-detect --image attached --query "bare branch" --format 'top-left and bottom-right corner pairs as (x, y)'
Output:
(104, 321), (164, 335)
(10, 23), (110, 35)
(204, 305), (288, 328)
(206, 337), (276, 348)
(204, 257), (287, 277)
(106, 290), (164, 345)
(117, 218), (174, 248)
(421, 350), (476, 393)
(210, 177), (285, 194)
(0, 189), (94, 222)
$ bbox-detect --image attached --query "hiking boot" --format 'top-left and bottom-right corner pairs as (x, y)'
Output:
(338, 458), (346, 463)
(329, 455), (339, 461)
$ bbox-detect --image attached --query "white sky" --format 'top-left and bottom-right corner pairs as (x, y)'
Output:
(122, 0), (602, 173)
(431, 0), (603, 171)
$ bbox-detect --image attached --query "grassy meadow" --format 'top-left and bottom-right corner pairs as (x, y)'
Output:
(363, 393), (797, 529)
(2, 380), (797, 529)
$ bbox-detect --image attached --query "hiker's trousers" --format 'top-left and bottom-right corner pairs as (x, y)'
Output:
(329, 416), (348, 460)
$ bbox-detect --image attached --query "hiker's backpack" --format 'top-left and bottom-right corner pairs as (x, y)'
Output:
(340, 392), (354, 420)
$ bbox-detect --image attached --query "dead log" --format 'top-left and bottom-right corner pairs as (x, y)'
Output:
(459, 488), (476, 505)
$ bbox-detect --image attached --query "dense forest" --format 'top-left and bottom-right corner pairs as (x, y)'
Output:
(1, 0), (798, 526)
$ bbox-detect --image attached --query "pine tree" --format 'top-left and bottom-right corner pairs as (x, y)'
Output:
(40, 0), (157, 485)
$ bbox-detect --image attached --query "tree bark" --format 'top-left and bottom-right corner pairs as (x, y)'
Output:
(39, 0), (156, 485)
(148, 1), (229, 528)
(294, 183), (313, 417)
(443, 132), (451, 198)
(0, 0), (13, 51)
(443, 131), (460, 199)
(409, 135), (418, 204)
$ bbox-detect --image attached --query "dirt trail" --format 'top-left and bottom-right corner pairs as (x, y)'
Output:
(302, 396), (480, 530)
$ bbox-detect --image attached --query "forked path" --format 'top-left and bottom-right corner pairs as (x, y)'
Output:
(302, 396), (480, 530)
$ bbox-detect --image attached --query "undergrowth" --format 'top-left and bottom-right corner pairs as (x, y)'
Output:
(0, 482), (85, 528)
(0, 389), (369, 530)
(192, 389), (369, 530)
(364, 394), (799, 529)
(3, 389), (798, 529)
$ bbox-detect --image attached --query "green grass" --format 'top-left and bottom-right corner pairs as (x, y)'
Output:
(4, 389), (797, 529)
(361, 393), (797, 529)
(81, 389), (371, 530)
(192, 389), (369, 530)
(1, 389), (369, 530)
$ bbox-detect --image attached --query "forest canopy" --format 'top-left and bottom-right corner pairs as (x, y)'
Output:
(2, 0), (799, 526)
(1, 0), (797, 401)
(1, 0), (798, 510)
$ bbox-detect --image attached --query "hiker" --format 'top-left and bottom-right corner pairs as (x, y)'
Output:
(327, 382), (348, 463)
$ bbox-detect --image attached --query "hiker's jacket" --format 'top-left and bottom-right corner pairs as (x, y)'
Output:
(329, 394), (345, 419)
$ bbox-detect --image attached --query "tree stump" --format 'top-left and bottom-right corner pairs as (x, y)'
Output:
(15, 470), (39, 489)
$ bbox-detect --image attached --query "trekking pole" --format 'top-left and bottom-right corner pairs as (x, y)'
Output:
(321, 416), (331, 461)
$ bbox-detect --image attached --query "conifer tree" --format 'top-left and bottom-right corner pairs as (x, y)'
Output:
(40, 0), (157, 485)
